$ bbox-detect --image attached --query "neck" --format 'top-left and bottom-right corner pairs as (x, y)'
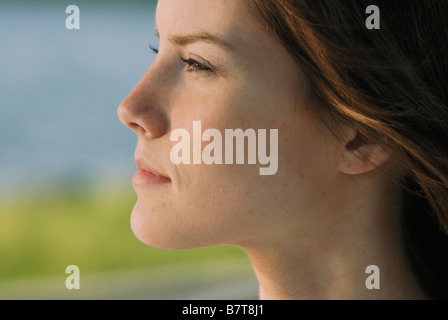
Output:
(237, 178), (428, 300)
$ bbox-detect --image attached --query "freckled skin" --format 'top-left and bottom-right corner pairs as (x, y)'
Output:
(118, 0), (427, 299)
(118, 0), (338, 249)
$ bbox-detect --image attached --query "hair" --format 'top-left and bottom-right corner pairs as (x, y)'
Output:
(246, 0), (448, 299)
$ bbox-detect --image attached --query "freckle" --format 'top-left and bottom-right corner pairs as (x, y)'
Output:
(321, 192), (326, 196)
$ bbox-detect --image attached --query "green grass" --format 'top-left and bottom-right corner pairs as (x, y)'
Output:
(0, 184), (249, 283)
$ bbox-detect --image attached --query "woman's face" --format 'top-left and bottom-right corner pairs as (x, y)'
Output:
(118, 0), (340, 249)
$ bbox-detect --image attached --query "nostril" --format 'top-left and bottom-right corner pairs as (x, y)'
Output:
(117, 105), (143, 133)
(128, 122), (147, 135)
(117, 97), (168, 139)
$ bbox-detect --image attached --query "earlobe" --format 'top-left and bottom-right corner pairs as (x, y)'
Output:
(338, 130), (392, 175)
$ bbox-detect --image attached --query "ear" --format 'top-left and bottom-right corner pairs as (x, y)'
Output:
(338, 129), (392, 175)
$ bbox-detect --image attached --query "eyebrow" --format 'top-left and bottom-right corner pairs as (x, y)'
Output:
(155, 29), (236, 52)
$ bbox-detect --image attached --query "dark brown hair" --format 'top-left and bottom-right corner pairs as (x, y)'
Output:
(247, 0), (448, 298)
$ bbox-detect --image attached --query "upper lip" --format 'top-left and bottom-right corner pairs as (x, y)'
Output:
(135, 158), (170, 180)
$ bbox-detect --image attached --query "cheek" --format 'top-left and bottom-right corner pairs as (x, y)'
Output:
(169, 71), (280, 132)
(130, 121), (334, 250)
(131, 72), (334, 248)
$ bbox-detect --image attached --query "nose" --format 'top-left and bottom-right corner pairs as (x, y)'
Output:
(117, 68), (169, 139)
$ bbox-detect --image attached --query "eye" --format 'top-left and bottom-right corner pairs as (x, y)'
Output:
(179, 56), (214, 73)
(148, 44), (216, 75)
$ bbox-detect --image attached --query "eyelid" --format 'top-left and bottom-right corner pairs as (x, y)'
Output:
(148, 43), (221, 75)
(179, 55), (214, 73)
(181, 54), (217, 71)
(149, 45), (211, 67)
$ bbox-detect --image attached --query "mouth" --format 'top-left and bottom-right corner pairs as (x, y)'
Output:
(133, 158), (171, 186)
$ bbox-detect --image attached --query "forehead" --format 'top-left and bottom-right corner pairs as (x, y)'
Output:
(155, 0), (302, 92)
(155, 0), (247, 42)
(156, 0), (298, 69)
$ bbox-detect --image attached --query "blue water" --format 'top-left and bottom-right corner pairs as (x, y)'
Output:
(0, 1), (158, 195)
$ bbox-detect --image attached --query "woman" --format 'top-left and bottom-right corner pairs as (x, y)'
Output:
(118, 0), (448, 299)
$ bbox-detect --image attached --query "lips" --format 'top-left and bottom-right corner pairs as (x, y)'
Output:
(133, 158), (171, 185)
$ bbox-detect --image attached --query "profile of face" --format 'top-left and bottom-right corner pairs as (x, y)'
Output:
(117, 0), (387, 250)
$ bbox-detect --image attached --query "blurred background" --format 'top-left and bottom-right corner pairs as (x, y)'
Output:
(0, 0), (256, 299)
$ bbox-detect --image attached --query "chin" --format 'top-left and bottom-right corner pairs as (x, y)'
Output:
(129, 200), (219, 250)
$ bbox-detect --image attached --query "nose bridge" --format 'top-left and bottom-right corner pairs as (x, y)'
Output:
(118, 65), (169, 139)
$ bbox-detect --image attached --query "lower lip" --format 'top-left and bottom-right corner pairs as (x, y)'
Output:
(133, 170), (171, 186)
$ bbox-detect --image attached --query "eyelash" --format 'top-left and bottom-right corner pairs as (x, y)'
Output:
(149, 44), (214, 74)
(179, 56), (212, 73)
